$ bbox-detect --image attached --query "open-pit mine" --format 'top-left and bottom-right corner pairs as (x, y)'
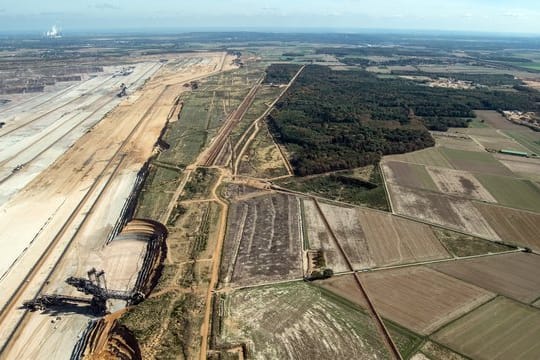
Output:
(0, 47), (235, 359)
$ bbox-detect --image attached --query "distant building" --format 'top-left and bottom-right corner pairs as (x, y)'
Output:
(499, 149), (528, 157)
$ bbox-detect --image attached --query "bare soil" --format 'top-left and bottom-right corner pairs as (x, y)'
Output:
(431, 252), (540, 303)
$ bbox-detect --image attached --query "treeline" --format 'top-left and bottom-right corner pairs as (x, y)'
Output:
(263, 64), (302, 84)
(268, 65), (540, 175)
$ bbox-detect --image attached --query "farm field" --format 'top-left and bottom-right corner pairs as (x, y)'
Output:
(359, 267), (494, 335)
(474, 202), (540, 250)
(426, 166), (497, 202)
(388, 184), (501, 240)
(219, 193), (303, 287)
(431, 252), (540, 303)
(382, 161), (438, 191)
(313, 201), (450, 269)
(218, 282), (393, 359)
(301, 199), (351, 272)
(475, 173), (540, 212)
(440, 147), (514, 176)
(474, 110), (524, 131)
(385, 147), (453, 168)
(433, 297), (540, 360)
(431, 133), (484, 152)
(504, 129), (540, 155)
(496, 154), (540, 182)
(433, 228), (515, 257)
(470, 132), (530, 153)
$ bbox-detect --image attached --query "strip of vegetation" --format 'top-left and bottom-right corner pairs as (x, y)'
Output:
(275, 165), (389, 211)
(433, 228), (516, 257)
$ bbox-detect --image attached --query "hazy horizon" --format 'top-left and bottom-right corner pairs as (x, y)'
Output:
(1, 0), (540, 36)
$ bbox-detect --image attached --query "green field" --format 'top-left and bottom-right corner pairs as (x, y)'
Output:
(219, 282), (396, 359)
(504, 130), (540, 155)
(476, 174), (540, 212)
(434, 297), (540, 360)
(440, 147), (513, 176)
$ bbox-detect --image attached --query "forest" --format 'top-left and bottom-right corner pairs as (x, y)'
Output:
(267, 65), (540, 175)
(263, 64), (302, 84)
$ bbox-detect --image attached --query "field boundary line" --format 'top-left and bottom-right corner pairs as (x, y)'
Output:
(378, 162), (395, 213)
(356, 248), (523, 274)
(312, 199), (402, 360)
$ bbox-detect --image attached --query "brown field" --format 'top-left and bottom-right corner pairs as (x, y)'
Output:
(434, 297), (540, 360)
(317, 202), (450, 268)
(302, 199), (350, 272)
(426, 166), (497, 202)
(475, 110), (525, 131)
(331, 267), (495, 335)
(388, 184), (501, 240)
(382, 161), (437, 191)
(474, 202), (540, 250)
(495, 154), (540, 182)
(220, 193), (303, 286)
(431, 252), (540, 303)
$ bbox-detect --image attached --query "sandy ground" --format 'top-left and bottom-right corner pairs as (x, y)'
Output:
(0, 52), (231, 359)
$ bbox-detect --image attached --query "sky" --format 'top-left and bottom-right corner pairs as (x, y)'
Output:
(1, 0), (540, 35)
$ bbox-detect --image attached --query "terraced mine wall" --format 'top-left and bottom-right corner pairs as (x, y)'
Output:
(72, 315), (142, 360)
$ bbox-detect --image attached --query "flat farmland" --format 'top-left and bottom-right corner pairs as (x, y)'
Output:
(220, 282), (392, 359)
(472, 133), (530, 153)
(475, 174), (540, 212)
(474, 202), (540, 250)
(432, 134), (484, 152)
(496, 155), (540, 182)
(385, 147), (453, 168)
(220, 193), (303, 287)
(440, 147), (514, 176)
(431, 252), (540, 303)
(382, 161), (437, 191)
(316, 202), (449, 268)
(302, 199), (351, 272)
(433, 297), (540, 360)
(426, 166), (497, 202)
(474, 110), (524, 130)
(504, 130), (540, 155)
(357, 267), (494, 335)
(388, 184), (501, 240)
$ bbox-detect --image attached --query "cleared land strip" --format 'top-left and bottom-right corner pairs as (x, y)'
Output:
(312, 199), (402, 360)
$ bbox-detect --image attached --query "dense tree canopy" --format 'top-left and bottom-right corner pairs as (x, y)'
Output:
(267, 65), (540, 175)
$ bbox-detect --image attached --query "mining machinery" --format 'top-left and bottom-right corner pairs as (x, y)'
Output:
(22, 268), (144, 315)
